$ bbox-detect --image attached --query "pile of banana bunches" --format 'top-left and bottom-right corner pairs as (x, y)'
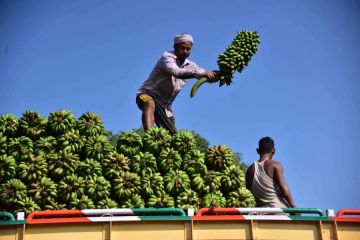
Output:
(217, 30), (260, 86)
(0, 110), (255, 214)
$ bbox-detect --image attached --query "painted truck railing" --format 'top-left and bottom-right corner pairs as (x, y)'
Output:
(1, 208), (359, 240)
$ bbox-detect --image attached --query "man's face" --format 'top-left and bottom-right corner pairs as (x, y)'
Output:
(174, 41), (193, 62)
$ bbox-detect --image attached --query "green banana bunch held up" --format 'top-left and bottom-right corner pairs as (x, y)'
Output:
(191, 30), (260, 97)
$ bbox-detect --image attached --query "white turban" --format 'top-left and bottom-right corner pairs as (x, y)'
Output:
(174, 33), (194, 44)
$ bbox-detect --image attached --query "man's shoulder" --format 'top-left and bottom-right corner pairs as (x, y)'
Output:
(246, 163), (255, 173)
(162, 51), (175, 58)
(267, 159), (283, 168)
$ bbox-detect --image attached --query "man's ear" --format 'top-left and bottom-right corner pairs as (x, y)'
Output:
(272, 148), (276, 155)
(256, 148), (260, 154)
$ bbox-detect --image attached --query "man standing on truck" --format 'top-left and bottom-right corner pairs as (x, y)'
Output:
(136, 33), (217, 134)
(246, 137), (297, 208)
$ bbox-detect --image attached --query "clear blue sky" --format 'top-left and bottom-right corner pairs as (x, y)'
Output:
(1, 0), (359, 213)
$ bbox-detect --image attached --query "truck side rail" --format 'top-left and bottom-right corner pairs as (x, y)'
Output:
(193, 207), (332, 221)
(333, 209), (360, 222)
(26, 208), (190, 224)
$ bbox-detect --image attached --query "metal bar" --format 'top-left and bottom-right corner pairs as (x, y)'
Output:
(336, 209), (360, 217)
(0, 211), (15, 220)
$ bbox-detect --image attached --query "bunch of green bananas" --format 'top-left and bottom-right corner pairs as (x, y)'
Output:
(95, 197), (118, 209)
(113, 171), (141, 200)
(121, 194), (145, 208)
(142, 127), (171, 155)
(182, 149), (207, 176)
(69, 195), (95, 210)
(191, 174), (208, 196)
(43, 199), (67, 210)
(147, 190), (175, 208)
(141, 172), (164, 198)
(0, 132), (7, 155)
(48, 109), (76, 135)
(77, 158), (103, 177)
(28, 177), (58, 208)
(203, 170), (223, 192)
(14, 196), (41, 214)
(17, 153), (48, 183)
(206, 145), (234, 171)
(57, 130), (85, 154)
(0, 154), (17, 182)
(85, 135), (114, 161)
(0, 179), (27, 211)
(48, 150), (80, 180)
(131, 151), (158, 175)
(77, 112), (106, 137)
(226, 187), (256, 208)
(85, 175), (111, 202)
(170, 130), (196, 155)
(175, 189), (200, 212)
(201, 191), (226, 208)
(217, 30), (260, 86)
(190, 30), (260, 97)
(116, 130), (143, 157)
(0, 110), (258, 213)
(158, 147), (182, 173)
(34, 136), (58, 155)
(101, 152), (130, 180)
(18, 110), (47, 140)
(221, 165), (245, 194)
(163, 169), (191, 197)
(8, 136), (33, 160)
(57, 174), (85, 203)
(0, 114), (18, 137)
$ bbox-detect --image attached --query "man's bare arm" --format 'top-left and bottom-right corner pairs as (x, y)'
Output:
(273, 163), (296, 208)
(245, 164), (254, 191)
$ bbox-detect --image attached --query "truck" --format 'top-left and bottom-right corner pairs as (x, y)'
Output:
(1, 207), (359, 240)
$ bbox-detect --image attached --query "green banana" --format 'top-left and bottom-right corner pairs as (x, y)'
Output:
(190, 77), (209, 98)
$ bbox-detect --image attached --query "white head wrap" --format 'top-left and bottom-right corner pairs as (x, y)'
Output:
(174, 33), (194, 44)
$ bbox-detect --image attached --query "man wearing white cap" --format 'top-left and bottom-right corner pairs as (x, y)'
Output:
(136, 33), (217, 134)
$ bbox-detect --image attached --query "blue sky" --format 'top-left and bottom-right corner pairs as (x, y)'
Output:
(1, 0), (359, 213)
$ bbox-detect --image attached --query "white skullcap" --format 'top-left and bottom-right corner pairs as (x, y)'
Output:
(174, 33), (194, 44)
